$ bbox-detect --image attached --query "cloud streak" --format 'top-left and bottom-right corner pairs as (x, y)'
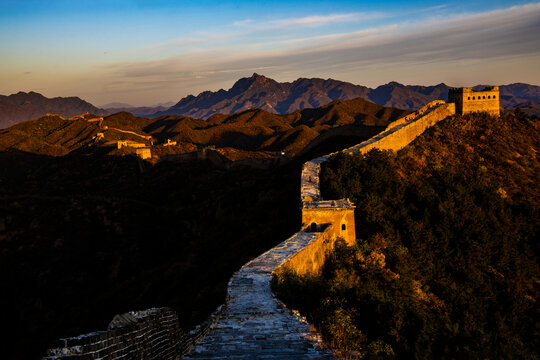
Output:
(233, 12), (382, 30)
(146, 11), (384, 53)
(96, 2), (540, 103)
(114, 5), (540, 69)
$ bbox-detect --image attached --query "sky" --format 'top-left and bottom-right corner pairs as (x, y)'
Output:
(1, 0), (540, 106)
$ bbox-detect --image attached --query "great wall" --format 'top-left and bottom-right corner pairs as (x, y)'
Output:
(43, 88), (499, 359)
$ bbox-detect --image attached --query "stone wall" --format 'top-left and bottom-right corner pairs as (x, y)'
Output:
(385, 100), (446, 131)
(43, 308), (181, 360)
(282, 225), (342, 275)
(292, 101), (456, 276)
(43, 305), (225, 359)
(42, 100), (457, 359)
(342, 103), (456, 155)
(296, 124), (386, 158)
(183, 231), (334, 358)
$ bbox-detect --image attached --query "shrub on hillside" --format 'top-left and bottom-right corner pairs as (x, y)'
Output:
(275, 112), (539, 358)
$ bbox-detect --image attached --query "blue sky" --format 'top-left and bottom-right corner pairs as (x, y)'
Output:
(1, 0), (539, 105)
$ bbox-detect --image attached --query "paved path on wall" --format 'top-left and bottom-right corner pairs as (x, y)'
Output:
(300, 156), (328, 201)
(342, 104), (440, 155)
(184, 232), (334, 359)
(299, 102), (445, 199)
(186, 101), (448, 359)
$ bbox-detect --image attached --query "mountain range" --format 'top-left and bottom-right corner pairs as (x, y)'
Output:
(1, 79), (538, 360)
(0, 97), (408, 159)
(2, 74), (539, 128)
(0, 91), (108, 129)
(100, 102), (176, 117)
(159, 74), (540, 119)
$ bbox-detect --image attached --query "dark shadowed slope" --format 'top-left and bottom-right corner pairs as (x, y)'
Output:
(0, 96), (413, 360)
(0, 113), (103, 156)
(101, 101), (175, 116)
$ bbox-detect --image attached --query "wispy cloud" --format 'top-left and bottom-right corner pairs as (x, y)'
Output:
(233, 12), (382, 30)
(98, 2), (540, 102)
(145, 31), (239, 53)
(145, 12), (384, 53)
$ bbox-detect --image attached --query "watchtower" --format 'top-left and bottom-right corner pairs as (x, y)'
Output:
(448, 86), (500, 116)
(301, 199), (356, 246)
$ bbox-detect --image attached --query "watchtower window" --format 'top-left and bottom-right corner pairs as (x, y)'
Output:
(488, 95), (491, 99)
(483, 96), (486, 99)
(341, 224), (346, 231)
(472, 96), (475, 100)
(493, 95), (496, 99)
(467, 97), (470, 100)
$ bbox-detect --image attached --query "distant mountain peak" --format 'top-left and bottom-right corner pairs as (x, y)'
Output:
(251, 72), (264, 78)
(13, 90), (45, 98)
(228, 73), (280, 96)
(0, 91), (108, 129)
(385, 81), (405, 87)
(246, 72), (273, 85)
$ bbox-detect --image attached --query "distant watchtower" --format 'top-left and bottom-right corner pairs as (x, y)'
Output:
(448, 86), (500, 116)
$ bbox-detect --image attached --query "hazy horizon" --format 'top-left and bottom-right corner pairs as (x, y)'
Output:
(1, 0), (540, 106)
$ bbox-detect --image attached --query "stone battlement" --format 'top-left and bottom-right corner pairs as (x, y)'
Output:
(302, 199), (354, 209)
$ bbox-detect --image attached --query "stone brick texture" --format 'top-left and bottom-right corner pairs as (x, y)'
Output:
(43, 308), (181, 360)
(448, 87), (500, 116)
(43, 306), (225, 360)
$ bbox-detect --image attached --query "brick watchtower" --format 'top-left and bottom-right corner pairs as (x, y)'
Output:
(448, 86), (500, 116)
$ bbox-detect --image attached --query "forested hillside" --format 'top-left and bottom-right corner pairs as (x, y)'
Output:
(0, 95), (405, 359)
(0, 97), (407, 159)
(1, 153), (302, 360)
(273, 110), (539, 358)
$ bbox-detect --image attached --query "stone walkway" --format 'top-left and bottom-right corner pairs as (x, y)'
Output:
(341, 103), (443, 155)
(184, 232), (334, 359)
(184, 101), (450, 359)
(300, 156), (328, 201)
